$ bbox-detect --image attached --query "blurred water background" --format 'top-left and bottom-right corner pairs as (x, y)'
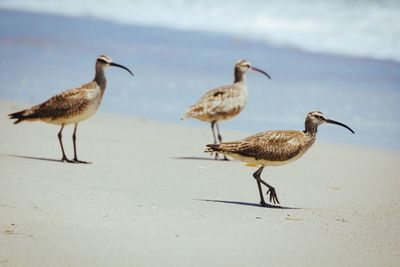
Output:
(0, 0), (399, 149)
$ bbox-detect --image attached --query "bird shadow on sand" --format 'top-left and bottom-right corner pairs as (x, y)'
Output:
(8, 154), (62, 163)
(7, 154), (92, 164)
(173, 156), (231, 162)
(195, 198), (300, 210)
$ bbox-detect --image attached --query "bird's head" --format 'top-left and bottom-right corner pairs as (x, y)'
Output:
(235, 59), (271, 79)
(306, 111), (354, 134)
(96, 55), (134, 76)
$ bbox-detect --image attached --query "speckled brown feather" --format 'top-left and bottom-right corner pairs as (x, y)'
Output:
(205, 111), (354, 205)
(7, 56), (120, 126)
(31, 86), (89, 118)
(7, 55), (135, 163)
(181, 60), (259, 123)
(182, 82), (247, 122)
(9, 81), (102, 124)
(207, 130), (316, 164)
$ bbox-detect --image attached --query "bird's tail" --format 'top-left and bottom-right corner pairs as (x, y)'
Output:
(181, 101), (207, 121)
(180, 112), (190, 120)
(205, 143), (222, 153)
(205, 141), (243, 154)
(8, 107), (39, 124)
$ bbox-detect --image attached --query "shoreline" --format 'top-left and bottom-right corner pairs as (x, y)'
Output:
(4, 99), (399, 154)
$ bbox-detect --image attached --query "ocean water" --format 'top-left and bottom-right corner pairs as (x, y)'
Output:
(0, 7), (399, 150)
(1, 0), (399, 62)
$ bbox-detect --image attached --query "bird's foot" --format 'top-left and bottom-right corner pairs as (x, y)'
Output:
(61, 156), (74, 163)
(209, 151), (219, 160)
(73, 158), (90, 164)
(266, 187), (280, 204)
(210, 151), (229, 161)
(260, 200), (268, 207)
(213, 152), (218, 160)
(221, 155), (229, 161)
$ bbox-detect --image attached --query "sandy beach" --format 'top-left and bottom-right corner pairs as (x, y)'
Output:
(1, 100), (399, 266)
(1, 6), (400, 267)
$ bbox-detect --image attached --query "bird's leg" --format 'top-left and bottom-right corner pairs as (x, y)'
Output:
(215, 122), (228, 161)
(72, 123), (89, 164)
(216, 122), (223, 143)
(253, 166), (280, 205)
(211, 121), (217, 144)
(253, 166), (267, 206)
(262, 180), (280, 205)
(58, 124), (72, 163)
(210, 121), (219, 160)
(258, 169), (280, 204)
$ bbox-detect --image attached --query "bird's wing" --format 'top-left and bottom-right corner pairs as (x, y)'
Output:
(218, 130), (305, 162)
(27, 84), (93, 119)
(184, 84), (241, 118)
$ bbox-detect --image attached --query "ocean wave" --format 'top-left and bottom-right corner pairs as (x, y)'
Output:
(1, 0), (399, 61)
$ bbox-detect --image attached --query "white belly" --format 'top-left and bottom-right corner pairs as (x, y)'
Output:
(225, 150), (306, 167)
(58, 103), (100, 125)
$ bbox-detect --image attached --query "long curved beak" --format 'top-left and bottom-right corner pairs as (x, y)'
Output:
(110, 62), (134, 76)
(326, 119), (354, 134)
(251, 66), (271, 79)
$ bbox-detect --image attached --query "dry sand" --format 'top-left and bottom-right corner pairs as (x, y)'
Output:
(0, 100), (399, 266)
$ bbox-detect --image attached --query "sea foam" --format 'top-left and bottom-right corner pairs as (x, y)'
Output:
(1, 0), (399, 62)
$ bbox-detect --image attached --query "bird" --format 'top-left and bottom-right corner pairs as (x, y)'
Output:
(8, 55), (133, 163)
(182, 60), (271, 160)
(205, 111), (354, 206)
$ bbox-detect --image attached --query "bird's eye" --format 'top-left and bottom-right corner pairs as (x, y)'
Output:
(97, 59), (109, 64)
